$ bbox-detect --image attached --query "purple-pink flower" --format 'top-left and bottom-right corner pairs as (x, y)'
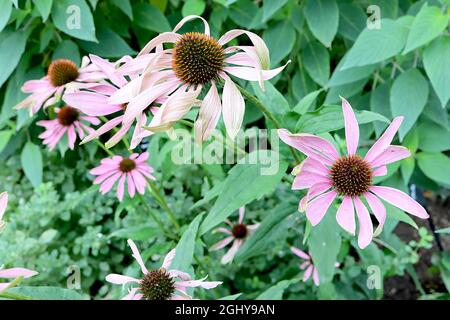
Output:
(37, 106), (100, 151)
(0, 267), (38, 292)
(278, 97), (429, 249)
(106, 239), (222, 300)
(63, 55), (159, 149)
(0, 192), (8, 232)
(90, 152), (155, 201)
(210, 207), (259, 264)
(290, 247), (320, 286)
(108, 15), (290, 142)
(15, 57), (103, 115)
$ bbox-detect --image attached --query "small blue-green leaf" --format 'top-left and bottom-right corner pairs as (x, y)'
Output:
(20, 142), (43, 188)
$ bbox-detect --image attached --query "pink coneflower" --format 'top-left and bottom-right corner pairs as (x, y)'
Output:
(210, 207), (259, 264)
(290, 247), (320, 286)
(106, 239), (222, 300)
(37, 106), (100, 151)
(278, 97), (429, 249)
(0, 267), (38, 292)
(63, 55), (161, 149)
(108, 15), (290, 142)
(15, 57), (103, 115)
(89, 152), (155, 201)
(0, 192), (8, 232)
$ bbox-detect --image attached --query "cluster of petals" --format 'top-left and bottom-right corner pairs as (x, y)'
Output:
(107, 15), (290, 143)
(290, 247), (320, 286)
(89, 152), (155, 201)
(106, 239), (222, 300)
(0, 267), (38, 292)
(278, 97), (429, 249)
(210, 207), (259, 264)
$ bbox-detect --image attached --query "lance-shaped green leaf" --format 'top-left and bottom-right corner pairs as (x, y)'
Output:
(20, 142), (43, 188)
(303, 0), (339, 47)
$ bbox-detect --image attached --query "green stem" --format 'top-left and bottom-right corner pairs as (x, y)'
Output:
(94, 139), (115, 157)
(137, 193), (177, 240)
(235, 84), (302, 164)
(147, 180), (180, 230)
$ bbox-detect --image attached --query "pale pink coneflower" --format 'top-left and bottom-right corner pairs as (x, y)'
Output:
(37, 106), (100, 151)
(0, 267), (38, 292)
(0, 192), (8, 232)
(15, 57), (104, 115)
(210, 207), (259, 264)
(89, 152), (155, 201)
(290, 247), (320, 286)
(108, 15), (290, 143)
(106, 239), (222, 300)
(63, 54), (163, 149)
(278, 97), (429, 249)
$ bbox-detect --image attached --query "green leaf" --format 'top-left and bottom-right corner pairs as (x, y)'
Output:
(199, 151), (288, 235)
(418, 120), (450, 152)
(263, 20), (295, 66)
(262, 0), (287, 22)
(0, 0), (12, 32)
(403, 4), (448, 54)
(417, 152), (450, 185)
(292, 89), (323, 114)
(78, 27), (135, 58)
(33, 0), (53, 22)
(423, 36), (450, 108)
(20, 142), (43, 188)
(308, 211), (341, 284)
(385, 202), (418, 230)
(255, 279), (297, 300)
(219, 293), (242, 300)
(0, 130), (12, 153)
(303, 41), (330, 87)
(108, 225), (161, 240)
(234, 202), (296, 263)
(296, 105), (389, 134)
(337, 2), (366, 42)
(390, 69), (429, 140)
(328, 55), (377, 87)
(52, 40), (80, 66)
(0, 29), (29, 87)
(133, 3), (171, 33)
(7, 286), (86, 300)
(435, 227), (450, 234)
(110, 0), (132, 19)
(303, 0), (339, 47)
(342, 19), (409, 69)
(251, 81), (289, 117)
(370, 83), (391, 137)
(51, 0), (97, 42)
(182, 0), (206, 17)
(171, 213), (204, 273)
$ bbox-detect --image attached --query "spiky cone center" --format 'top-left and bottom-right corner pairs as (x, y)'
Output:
(330, 155), (373, 197)
(140, 269), (175, 300)
(119, 158), (136, 173)
(57, 106), (79, 126)
(172, 32), (225, 85)
(47, 59), (79, 87)
(232, 223), (248, 239)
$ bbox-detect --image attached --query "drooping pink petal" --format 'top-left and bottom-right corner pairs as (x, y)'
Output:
(299, 261), (310, 270)
(354, 197), (373, 249)
(194, 81), (222, 143)
(306, 190), (337, 226)
(64, 91), (122, 116)
(105, 274), (139, 285)
(127, 173), (136, 198)
(364, 192), (387, 236)
(121, 287), (140, 300)
(210, 236), (235, 251)
(370, 186), (429, 219)
(292, 171), (331, 190)
(370, 145), (411, 168)
(297, 157), (330, 177)
(303, 265), (313, 282)
(127, 239), (148, 275)
(341, 96), (359, 156)
(224, 62), (290, 82)
(214, 227), (232, 235)
(173, 15), (210, 35)
(298, 182), (333, 212)
(336, 196), (356, 235)
(175, 276), (222, 289)
(81, 116), (124, 144)
(99, 172), (121, 194)
(168, 269), (191, 281)
(162, 248), (176, 270)
(117, 174), (126, 201)
(0, 267), (38, 279)
(138, 32), (180, 56)
(0, 192), (8, 220)
(238, 206), (245, 224)
(221, 74), (245, 140)
(221, 239), (242, 264)
(373, 166), (387, 176)
(365, 116), (404, 163)
(312, 267), (320, 286)
(290, 247), (310, 260)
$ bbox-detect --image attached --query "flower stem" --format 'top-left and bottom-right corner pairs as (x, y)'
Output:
(94, 139), (115, 157)
(137, 193), (177, 240)
(147, 180), (180, 230)
(235, 84), (302, 163)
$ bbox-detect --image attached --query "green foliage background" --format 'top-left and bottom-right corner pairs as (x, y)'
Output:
(0, 0), (449, 300)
